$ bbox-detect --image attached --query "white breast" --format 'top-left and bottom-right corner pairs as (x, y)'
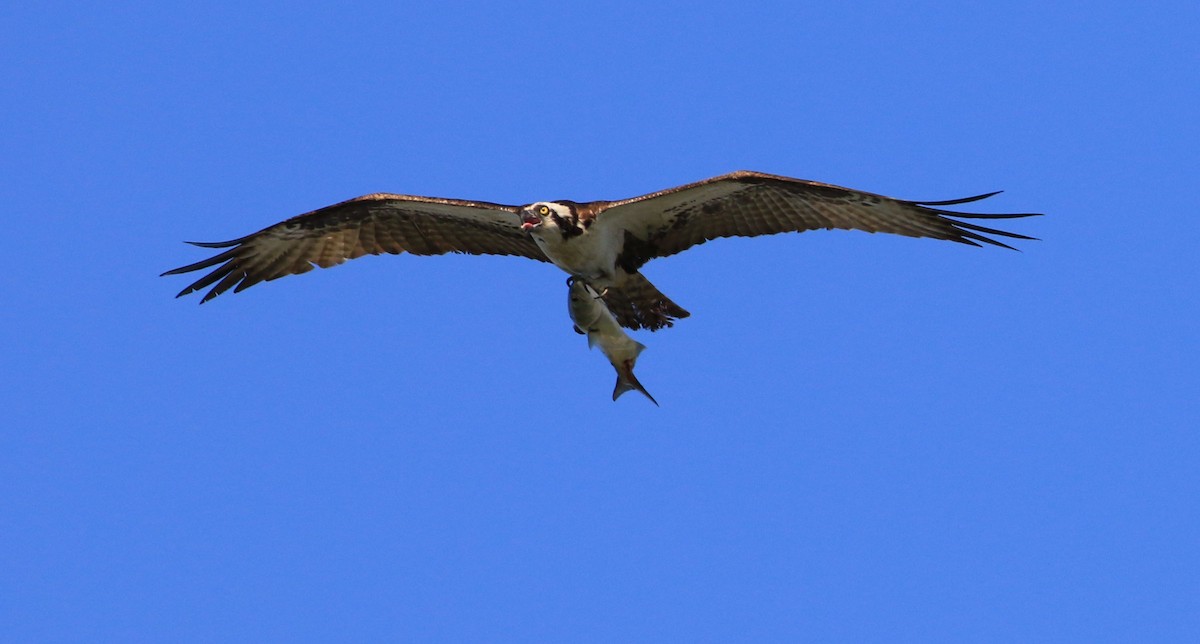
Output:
(532, 226), (623, 287)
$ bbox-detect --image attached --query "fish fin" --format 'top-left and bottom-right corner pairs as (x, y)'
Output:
(612, 358), (658, 406)
(632, 340), (646, 359)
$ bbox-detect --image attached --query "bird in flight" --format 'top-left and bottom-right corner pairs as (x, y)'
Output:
(163, 170), (1039, 330)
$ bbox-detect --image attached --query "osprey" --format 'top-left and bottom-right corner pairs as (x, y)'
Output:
(164, 170), (1039, 329)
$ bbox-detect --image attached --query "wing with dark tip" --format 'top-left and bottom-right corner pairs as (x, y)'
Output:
(163, 194), (547, 302)
(595, 171), (1041, 272)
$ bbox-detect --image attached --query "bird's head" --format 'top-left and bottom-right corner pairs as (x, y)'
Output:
(520, 202), (573, 232)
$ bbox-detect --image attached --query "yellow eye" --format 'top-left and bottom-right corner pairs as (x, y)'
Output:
(539, 205), (550, 215)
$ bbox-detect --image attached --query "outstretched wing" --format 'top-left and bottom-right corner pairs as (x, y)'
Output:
(594, 171), (1041, 272)
(163, 194), (547, 302)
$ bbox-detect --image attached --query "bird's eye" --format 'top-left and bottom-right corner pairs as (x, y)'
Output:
(539, 205), (550, 215)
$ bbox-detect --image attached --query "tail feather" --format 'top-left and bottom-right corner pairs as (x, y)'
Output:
(603, 273), (690, 331)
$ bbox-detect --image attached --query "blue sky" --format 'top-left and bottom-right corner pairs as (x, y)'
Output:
(3, 1), (1197, 641)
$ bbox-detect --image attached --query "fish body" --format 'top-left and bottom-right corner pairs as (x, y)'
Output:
(567, 277), (658, 405)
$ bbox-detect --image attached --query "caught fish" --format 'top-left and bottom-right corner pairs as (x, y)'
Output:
(567, 276), (658, 405)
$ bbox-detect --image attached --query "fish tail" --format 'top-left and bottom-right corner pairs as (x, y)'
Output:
(613, 355), (658, 406)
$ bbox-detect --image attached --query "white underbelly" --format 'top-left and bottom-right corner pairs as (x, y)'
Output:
(533, 231), (621, 286)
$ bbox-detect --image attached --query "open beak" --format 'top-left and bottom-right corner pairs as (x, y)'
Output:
(520, 209), (540, 231)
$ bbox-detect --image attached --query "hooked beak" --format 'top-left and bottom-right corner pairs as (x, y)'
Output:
(520, 209), (541, 231)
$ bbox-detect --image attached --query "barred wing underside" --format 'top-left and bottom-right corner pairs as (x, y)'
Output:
(164, 194), (546, 302)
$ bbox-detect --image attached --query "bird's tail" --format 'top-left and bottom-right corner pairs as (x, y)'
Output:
(612, 343), (658, 406)
(603, 273), (690, 331)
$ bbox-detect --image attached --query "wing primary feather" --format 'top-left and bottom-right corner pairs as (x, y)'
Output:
(951, 220), (1039, 240)
(911, 191), (1003, 206)
(175, 263), (237, 298)
(954, 231), (1015, 250)
(201, 270), (250, 303)
(185, 237), (250, 249)
(916, 207), (1043, 220)
(160, 247), (241, 277)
